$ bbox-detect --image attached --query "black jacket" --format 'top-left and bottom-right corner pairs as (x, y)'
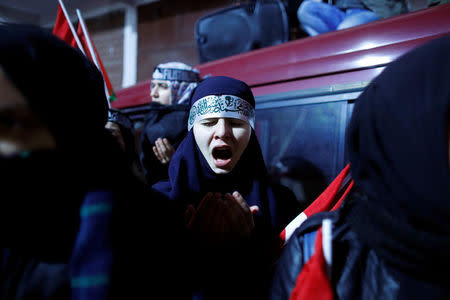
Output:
(140, 102), (189, 185)
(270, 193), (450, 300)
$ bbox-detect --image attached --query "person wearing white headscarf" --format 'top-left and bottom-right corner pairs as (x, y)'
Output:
(151, 61), (200, 105)
(140, 61), (201, 185)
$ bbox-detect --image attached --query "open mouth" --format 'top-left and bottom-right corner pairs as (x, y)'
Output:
(212, 146), (233, 167)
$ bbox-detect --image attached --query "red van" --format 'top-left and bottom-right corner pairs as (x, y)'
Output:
(112, 4), (450, 206)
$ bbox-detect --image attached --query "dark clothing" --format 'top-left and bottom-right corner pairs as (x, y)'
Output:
(154, 130), (300, 300)
(271, 36), (450, 300)
(153, 76), (301, 299)
(0, 24), (174, 300)
(270, 192), (450, 300)
(0, 23), (111, 300)
(154, 130), (300, 234)
(0, 143), (146, 300)
(345, 35), (450, 283)
(0, 250), (69, 300)
(0, 24), (108, 147)
(109, 186), (186, 300)
(428, 0), (450, 6)
(0, 146), (180, 300)
(140, 102), (189, 185)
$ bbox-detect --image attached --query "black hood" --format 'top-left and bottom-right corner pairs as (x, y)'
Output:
(345, 35), (450, 284)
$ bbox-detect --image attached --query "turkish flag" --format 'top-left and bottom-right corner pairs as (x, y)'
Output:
(52, 4), (77, 48)
(280, 164), (353, 246)
(289, 228), (333, 300)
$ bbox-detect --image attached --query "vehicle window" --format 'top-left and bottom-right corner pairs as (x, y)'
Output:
(256, 100), (350, 207)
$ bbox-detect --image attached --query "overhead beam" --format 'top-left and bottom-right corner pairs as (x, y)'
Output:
(0, 4), (39, 24)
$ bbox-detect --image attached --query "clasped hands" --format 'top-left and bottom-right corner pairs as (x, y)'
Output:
(153, 137), (175, 165)
(184, 191), (259, 244)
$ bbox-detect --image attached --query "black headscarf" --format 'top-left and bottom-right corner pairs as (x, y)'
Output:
(0, 23), (127, 186)
(0, 23), (127, 261)
(345, 35), (450, 284)
(0, 23), (108, 147)
(108, 108), (138, 163)
(139, 101), (189, 185)
(0, 23), (185, 299)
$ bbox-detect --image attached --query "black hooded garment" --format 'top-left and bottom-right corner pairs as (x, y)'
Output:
(0, 23), (152, 299)
(139, 101), (189, 185)
(0, 22), (115, 260)
(270, 35), (450, 300)
(345, 34), (450, 284)
(0, 23), (188, 300)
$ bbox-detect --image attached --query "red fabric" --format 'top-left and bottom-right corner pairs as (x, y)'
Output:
(278, 164), (353, 247)
(76, 23), (91, 60)
(289, 229), (333, 300)
(52, 4), (77, 48)
(287, 166), (354, 299)
(93, 42), (115, 98)
(304, 164), (351, 217)
(53, 5), (115, 101)
(76, 23), (115, 100)
(280, 229), (286, 243)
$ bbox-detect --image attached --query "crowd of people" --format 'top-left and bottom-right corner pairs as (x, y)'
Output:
(0, 19), (449, 300)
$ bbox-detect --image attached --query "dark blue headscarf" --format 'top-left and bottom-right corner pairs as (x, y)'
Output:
(345, 35), (450, 284)
(154, 76), (291, 231)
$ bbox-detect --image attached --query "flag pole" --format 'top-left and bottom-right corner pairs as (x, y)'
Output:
(58, 0), (86, 55)
(76, 9), (111, 108)
(76, 9), (100, 70)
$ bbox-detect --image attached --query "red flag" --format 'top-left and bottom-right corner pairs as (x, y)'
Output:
(53, 2), (115, 104)
(289, 228), (333, 300)
(75, 23), (91, 60)
(279, 164), (354, 246)
(53, 4), (77, 47)
(76, 18), (116, 102)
